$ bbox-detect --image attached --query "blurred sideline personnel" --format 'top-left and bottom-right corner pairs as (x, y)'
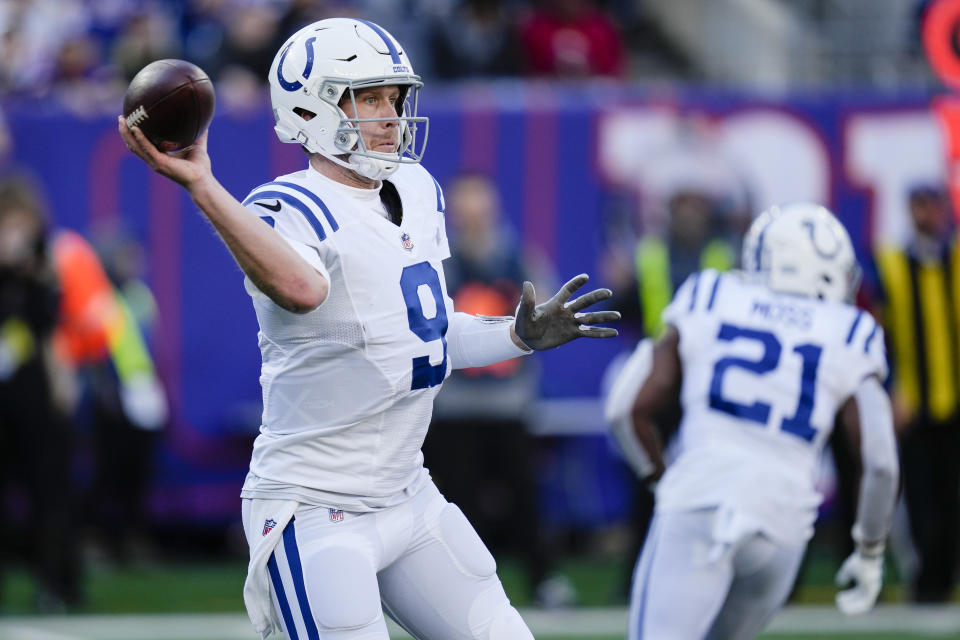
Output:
(119, 18), (618, 640)
(873, 185), (960, 602)
(0, 175), (81, 610)
(606, 203), (899, 639)
(605, 142), (739, 597)
(66, 227), (168, 563)
(424, 173), (570, 608)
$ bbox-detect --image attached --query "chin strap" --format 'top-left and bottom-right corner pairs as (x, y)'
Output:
(347, 153), (399, 180)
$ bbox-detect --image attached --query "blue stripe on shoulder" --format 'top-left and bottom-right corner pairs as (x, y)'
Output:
(687, 272), (702, 312)
(706, 272), (722, 311)
(282, 519), (319, 640)
(863, 318), (879, 354)
(431, 177), (444, 213)
(267, 552), (299, 640)
(242, 191), (327, 241)
(271, 181), (339, 231)
(846, 311), (863, 344)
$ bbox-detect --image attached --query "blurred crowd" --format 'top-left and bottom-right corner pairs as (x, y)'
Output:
(0, 0), (635, 113)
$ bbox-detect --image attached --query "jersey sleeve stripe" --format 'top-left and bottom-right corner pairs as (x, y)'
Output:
(863, 319), (879, 354)
(431, 176), (445, 213)
(242, 190), (327, 241)
(846, 310), (863, 344)
(687, 272), (702, 312)
(706, 272), (722, 311)
(282, 519), (320, 639)
(272, 181), (339, 231)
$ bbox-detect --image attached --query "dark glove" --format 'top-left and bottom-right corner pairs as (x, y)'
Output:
(514, 274), (620, 350)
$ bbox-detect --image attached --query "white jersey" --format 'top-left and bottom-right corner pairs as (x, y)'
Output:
(238, 162), (453, 511)
(656, 269), (888, 547)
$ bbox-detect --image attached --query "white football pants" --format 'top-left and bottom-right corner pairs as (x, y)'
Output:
(628, 508), (805, 640)
(242, 481), (533, 640)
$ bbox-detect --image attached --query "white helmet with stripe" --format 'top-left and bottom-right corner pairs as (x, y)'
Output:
(742, 202), (860, 303)
(268, 18), (428, 180)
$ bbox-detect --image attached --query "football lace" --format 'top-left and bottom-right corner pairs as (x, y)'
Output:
(125, 106), (149, 128)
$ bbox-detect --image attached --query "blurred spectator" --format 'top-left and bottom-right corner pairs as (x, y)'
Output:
(111, 8), (180, 83)
(0, 0), (89, 96)
(873, 184), (960, 603)
(602, 134), (744, 597)
(423, 173), (572, 608)
(358, 0), (449, 77)
(209, 4), (280, 82)
(51, 224), (167, 565)
(606, 135), (741, 340)
(518, 0), (626, 78)
(427, 0), (521, 80)
(50, 34), (124, 115)
(179, 0), (229, 74)
(0, 174), (82, 611)
(83, 226), (168, 564)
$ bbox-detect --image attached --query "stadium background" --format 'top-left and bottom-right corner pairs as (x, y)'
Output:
(1, 0), (958, 638)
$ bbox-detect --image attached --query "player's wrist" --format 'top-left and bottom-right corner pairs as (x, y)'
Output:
(851, 524), (886, 558)
(510, 323), (533, 352)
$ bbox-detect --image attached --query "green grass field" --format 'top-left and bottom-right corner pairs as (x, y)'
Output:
(0, 551), (957, 639)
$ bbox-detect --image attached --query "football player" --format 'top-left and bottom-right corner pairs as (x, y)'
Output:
(119, 17), (619, 640)
(606, 203), (899, 639)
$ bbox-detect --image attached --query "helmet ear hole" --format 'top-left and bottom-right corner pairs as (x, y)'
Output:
(294, 107), (317, 121)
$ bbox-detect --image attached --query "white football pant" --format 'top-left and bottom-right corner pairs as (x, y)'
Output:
(242, 481), (532, 640)
(628, 508), (805, 640)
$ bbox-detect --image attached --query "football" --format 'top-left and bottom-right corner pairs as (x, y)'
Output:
(122, 59), (215, 152)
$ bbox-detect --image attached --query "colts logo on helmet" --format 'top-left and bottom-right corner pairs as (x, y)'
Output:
(276, 36), (317, 91)
(802, 220), (841, 259)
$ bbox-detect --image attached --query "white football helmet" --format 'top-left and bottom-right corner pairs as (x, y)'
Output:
(268, 18), (428, 180)
(742, 202), (860, 302)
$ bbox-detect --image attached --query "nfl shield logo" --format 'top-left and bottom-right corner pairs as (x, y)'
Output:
(400, 233), (414, 251)
(329, 509), (344, 523)
(262, 518), (277, 536)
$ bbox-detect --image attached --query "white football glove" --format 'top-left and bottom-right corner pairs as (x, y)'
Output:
(834, 548), (883, 615)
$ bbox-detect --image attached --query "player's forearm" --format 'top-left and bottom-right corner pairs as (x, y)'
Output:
(853, 377), (900, 548)
(188, 177), (328, 313)
(447, 312), (531, 369)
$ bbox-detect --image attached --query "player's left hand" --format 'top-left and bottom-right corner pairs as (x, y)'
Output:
(514, 274), (619, 350)
(834, 549), (883, 615)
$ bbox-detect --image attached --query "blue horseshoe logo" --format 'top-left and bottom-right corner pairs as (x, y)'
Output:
(802, 220), (841, 259)
(276, 36), (316, 91)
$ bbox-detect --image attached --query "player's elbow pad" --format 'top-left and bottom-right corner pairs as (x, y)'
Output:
(446, 312), (531, 370)
(604, 339), (658, 479)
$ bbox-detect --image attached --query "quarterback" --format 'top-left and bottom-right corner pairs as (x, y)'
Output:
(120, 17), (618, 640)
(606, 203), (899, 639)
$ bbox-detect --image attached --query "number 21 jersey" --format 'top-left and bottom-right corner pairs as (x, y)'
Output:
(657, 269), (887, 547)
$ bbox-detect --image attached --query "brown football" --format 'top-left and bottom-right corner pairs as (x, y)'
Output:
(122, 59), (215, 152)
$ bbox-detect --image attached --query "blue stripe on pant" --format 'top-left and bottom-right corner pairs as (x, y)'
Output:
(269, 517), (320, 640)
